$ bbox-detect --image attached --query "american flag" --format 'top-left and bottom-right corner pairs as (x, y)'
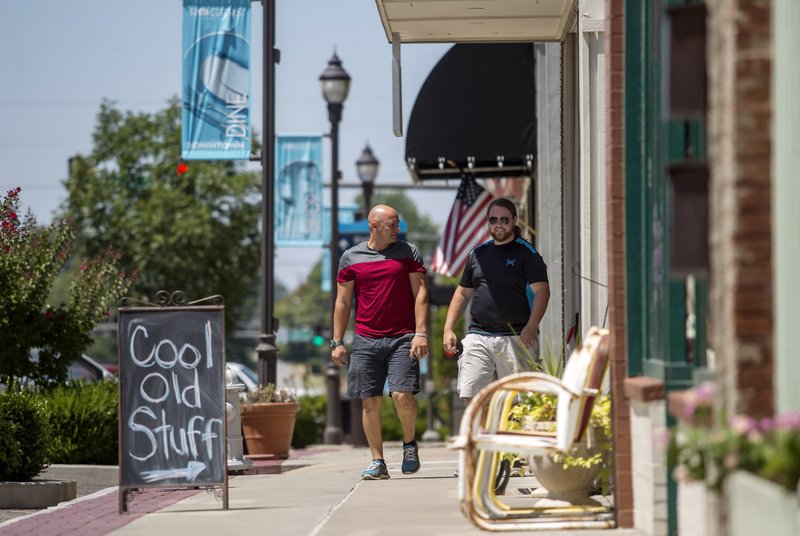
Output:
(431, 177), (494, 277)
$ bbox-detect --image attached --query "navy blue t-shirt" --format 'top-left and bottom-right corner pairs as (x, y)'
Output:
(459, 237), (549, 335)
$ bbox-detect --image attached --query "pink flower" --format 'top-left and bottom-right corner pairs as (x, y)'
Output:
(654, 426), (671, 453)
(759, 417), (775, 432)
(695, 381), (715, 403)
(729, 415), (756, 436)
(673, 465), (691, 483)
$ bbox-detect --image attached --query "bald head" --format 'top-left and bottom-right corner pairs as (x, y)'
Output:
(367, 204), (398, 224)
(367, 204), (400, 249)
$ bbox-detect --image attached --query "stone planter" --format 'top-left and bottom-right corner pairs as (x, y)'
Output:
(0, 479), (77, 508)
(527, 423), (606, 503)
(240, 402), (300, 459)
(728, 470), (799, 536)
(677, 480), (719, 536)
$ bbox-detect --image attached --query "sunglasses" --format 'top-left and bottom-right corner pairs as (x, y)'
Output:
(488, 216), (512, 225)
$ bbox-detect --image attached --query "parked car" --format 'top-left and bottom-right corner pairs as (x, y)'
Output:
(69, 354), (117, 382)
(226, 362), (259, 394)
(0, 351), (116, 392)
(102, 363), (120, 376)
(226, 361), (318, 398)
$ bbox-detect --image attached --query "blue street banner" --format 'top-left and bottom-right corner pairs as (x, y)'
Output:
(182, 0), (251, 160)
(275, 135), (324, 246)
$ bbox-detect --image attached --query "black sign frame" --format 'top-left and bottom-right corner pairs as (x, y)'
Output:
(117, 299), (228, 513)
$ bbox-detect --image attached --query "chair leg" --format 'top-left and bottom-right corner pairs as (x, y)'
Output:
(494, 458), (511, 495)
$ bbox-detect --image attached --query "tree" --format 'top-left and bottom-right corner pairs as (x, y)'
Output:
(274, 260), (329, 366)
(0, 187), (133, 386)
(62, 99), (262, 340)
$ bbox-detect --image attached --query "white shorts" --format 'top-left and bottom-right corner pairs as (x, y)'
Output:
(456, 333), (539, 399)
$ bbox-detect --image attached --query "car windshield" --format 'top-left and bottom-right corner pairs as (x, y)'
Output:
(237, 364), (259, 384)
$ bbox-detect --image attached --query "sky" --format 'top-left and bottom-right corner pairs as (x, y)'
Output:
(0, 1), (454, 289)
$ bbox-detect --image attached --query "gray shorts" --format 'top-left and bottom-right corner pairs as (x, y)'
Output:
(456, 333), (538, 399)
(347, 333), (420, 398)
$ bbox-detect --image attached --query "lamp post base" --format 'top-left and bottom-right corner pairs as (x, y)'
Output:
(324, 363), (343, 444)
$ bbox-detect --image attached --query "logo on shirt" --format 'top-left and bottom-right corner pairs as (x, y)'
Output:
(506, 258), (516, 267)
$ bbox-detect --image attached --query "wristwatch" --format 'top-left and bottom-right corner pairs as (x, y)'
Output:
(330, 339), (344, 349)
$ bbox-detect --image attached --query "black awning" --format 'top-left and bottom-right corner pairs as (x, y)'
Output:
(405, 43), (536, 181)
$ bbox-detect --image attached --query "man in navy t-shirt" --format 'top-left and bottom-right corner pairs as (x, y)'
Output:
(332, 205), (429, 480)
(443, 198), (550, 400)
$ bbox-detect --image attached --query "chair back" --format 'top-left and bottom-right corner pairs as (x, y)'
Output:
(555, 327), (609, 451)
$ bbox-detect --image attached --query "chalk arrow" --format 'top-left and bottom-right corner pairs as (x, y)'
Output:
(140, 461), (207, 483)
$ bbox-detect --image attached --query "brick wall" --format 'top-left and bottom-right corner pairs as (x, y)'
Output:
(604, 0), (634, 528)
(707, 0), (773, 418)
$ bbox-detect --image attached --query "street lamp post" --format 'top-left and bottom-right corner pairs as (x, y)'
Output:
(255, 0), (279, 387)
(355, 144), (379, 216)
(320, 52), (350, 445)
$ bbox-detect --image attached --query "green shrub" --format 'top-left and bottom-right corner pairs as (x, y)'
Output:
(42, 381), (119, 465)
(293, 394), (326, 448)
(0, 387), (53, 481)
(0, 187), (133, 388)
(289, 394), (432, 446)
(381, 396), (428, 441)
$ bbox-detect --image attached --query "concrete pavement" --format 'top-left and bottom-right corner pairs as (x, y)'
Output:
(0, 442), (644, 536)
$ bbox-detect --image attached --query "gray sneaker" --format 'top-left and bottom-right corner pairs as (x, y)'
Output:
(362, 459), (390, 480)
(402, 442), (421, 474)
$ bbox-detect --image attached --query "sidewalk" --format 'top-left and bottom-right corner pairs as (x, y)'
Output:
(0, 442), (644, 536)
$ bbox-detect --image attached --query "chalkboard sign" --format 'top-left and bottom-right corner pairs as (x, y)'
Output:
(118, 305), (227, 510)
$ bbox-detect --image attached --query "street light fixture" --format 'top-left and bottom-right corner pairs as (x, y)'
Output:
(356, 144), (379, 216)
(320, 52), (350, 445)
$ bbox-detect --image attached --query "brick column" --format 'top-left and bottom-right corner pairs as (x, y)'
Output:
(605, 0), (634, 527)
(706, 0), (773, 418)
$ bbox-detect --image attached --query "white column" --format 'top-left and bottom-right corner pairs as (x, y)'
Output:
(773, 0), (800, 413)
(535, 42), (565, 353)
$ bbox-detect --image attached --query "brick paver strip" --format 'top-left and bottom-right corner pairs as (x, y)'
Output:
(0, 487), (202, 536)
(0, 447), (336, 536)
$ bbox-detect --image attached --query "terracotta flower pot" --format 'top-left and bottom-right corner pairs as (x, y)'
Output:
(240, 402), (300, 459)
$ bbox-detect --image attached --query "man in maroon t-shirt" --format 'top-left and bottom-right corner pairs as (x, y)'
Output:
(331, 204), (429, 480)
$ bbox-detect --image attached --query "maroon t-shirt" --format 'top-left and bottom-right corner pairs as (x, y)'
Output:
(337, 241), (426, 338)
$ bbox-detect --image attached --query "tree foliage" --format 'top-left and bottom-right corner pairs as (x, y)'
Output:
(61, 99), (262, 333)
(274, 260), (330, 365)
(0, 187), (133, 386)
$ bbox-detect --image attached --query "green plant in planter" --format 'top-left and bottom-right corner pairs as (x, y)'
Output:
(243, 383), (298, 404)
(506, 394), (612, 481)
(668, 381), (800, 493)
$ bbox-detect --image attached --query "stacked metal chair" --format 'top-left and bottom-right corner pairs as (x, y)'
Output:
(447, 326), (613, 531)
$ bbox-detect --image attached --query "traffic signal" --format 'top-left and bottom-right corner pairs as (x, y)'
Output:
(312, 324), (326, 347)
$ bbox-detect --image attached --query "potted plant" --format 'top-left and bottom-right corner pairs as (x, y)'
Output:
(240, 383), (300, 459)
(507, 391), (612, 501)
